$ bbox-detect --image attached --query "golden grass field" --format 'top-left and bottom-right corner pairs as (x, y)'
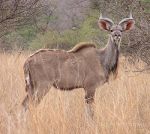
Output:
(0, 52), (150, 134)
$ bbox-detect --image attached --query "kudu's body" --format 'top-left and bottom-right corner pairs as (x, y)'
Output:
(22, 14), (135, 118)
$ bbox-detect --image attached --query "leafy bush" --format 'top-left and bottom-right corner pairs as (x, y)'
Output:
(29, 10), (107, 50)
(2, 26), (37, 50)
(1, 9), (108, 51)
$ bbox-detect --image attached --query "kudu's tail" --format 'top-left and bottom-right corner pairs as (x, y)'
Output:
(22, 61), (33, 111)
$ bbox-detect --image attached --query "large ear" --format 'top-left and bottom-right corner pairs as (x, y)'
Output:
(119, 14), (135, 31)
(98, 14), (114, 31)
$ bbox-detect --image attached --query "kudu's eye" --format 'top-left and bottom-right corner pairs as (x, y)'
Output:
(110, 30), (113, 32)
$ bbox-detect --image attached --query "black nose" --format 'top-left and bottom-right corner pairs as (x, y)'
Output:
(115, 33), (121, 37)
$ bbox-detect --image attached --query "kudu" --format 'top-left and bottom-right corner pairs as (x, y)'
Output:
(22, 14), (135, 119)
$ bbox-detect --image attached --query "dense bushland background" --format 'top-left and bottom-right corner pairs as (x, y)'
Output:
(0, 0), (149, 65)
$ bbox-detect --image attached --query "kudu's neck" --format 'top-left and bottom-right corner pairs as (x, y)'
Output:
(99, 35), (120, 77)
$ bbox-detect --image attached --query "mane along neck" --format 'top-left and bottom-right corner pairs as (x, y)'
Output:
(101, 36), (120, 78)
(68, 42), (96, 53)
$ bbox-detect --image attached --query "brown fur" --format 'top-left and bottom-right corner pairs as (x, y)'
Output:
(68, 42), (96, 53)
(22, 42), (107, 109)
(22, 15), (134, 117)
(29, 48), (65, 58)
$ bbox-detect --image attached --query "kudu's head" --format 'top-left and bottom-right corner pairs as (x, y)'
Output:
(98, 14), (135, 45)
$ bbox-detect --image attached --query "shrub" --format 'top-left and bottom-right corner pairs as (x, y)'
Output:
(29, 10), (107, 50)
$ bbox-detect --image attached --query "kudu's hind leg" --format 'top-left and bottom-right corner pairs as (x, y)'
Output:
(31, 84), (52, 106)
(22, 94), (29, 111)
(84, 89), (96, 121)
(22, 81), (34, 111)
(22, 84), (51, 110)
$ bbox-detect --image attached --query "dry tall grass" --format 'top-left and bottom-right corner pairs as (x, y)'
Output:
(0, 52), (150, 134)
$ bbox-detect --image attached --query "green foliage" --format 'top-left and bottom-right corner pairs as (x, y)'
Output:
(1, 12), (59, 51)
(29, 30), (79, 50)
(140, 0), (150, 13)
(140, 0), (150, 2)
(46, 15), (58, 22)
(17, 26), (37, 42)
(29, 10), (107, 50)
(3, 26), (37, 50)
(2, 9), (108, 51)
